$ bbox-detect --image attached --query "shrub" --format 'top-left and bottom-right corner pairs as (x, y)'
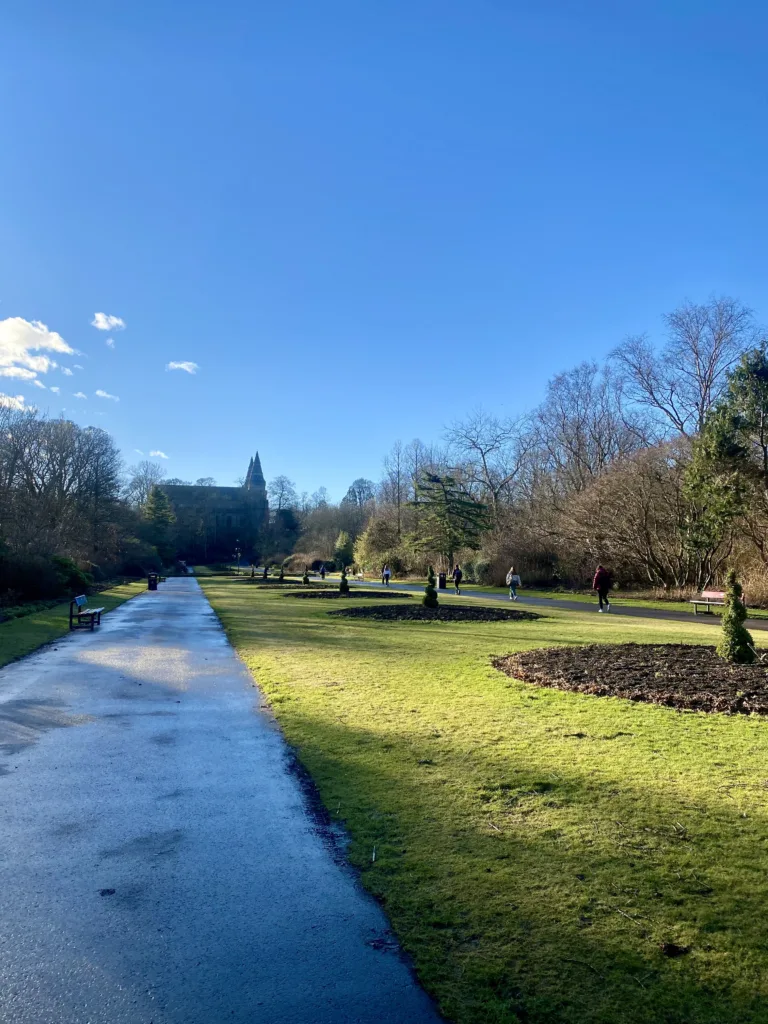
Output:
(717, 569), (755, 664)
(423, 565), (439, 608)
(51, 556), (94, 594)
(339, 566), (350, 595)
(302, 566), (310, 586)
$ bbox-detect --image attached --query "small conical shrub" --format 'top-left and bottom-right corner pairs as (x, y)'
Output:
(262, 565), (268, 580)
(302, 566), (310, 586)
(423, 565), (439, 609)
(716, 569), (755, 664)
(279, 566), (285, 581)
(339, 566), (350, 595)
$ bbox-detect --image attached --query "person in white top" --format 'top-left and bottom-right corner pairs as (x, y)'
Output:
(505, 566), (521, 600)
(382, 564), (392, 586)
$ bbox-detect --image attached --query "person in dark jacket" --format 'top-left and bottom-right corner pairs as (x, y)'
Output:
(452, 564), (463, 595)
(592, 565), (612, 612)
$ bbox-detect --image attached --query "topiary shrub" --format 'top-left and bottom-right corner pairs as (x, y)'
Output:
(262, 565), (268, 580)
(717, 569), (755, 664)
(302, 566), (310, 586)
(339, 566), (350, 595)
(423, 565), (439, 609)
(279, 566), (285, 580)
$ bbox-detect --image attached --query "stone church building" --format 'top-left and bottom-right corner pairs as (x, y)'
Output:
(164, 453), (269, 562)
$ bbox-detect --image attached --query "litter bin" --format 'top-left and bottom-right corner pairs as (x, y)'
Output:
(147, 572), (158, 591)
(438, 572), (447, 589)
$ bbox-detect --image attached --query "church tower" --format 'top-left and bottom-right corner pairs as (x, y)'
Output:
(245, 452), (265, 491)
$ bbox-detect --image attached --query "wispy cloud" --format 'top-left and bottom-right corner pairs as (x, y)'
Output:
(166, 361), (198, 374)
(91, 313), (125, 331)
(0, 393), (30, 410)
(73, 364), (84, 369)
(0, 317), (73, 384)
(134, 448), (144, 455)
(150, 450), (169, 459)
(32, 379), (46, 389)
(95, 389), (119, 401)
(105, 338), (115, 349)
(62, 367), (74, 376)
(74, 391), (87, 399)
(49, 386), (60, 394)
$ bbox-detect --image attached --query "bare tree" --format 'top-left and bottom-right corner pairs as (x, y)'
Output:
(268, 475), (298, 510)
(613, 296), (761, 436)
(381, 440), (405, 537)
(124, 460), (166, 507)
(447, 410), (534, 516)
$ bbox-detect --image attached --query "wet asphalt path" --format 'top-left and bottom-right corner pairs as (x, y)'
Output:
(0, 578), (442, 1024)
(340, 578), (768, 631)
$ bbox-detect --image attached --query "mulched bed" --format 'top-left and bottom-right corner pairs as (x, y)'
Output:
(288, 590), (412, 600)
(493, 643), (768, 715)
(329, 605), (540, 622)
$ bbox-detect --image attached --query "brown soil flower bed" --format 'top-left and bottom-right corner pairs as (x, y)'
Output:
(288, 590), (411, 600)
(329, 605), (540, 622)
(493, 643), (768, 715)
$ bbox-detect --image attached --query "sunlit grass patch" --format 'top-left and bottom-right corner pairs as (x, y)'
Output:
(201, 577), (768, 1024)
(0, 580), (146, 669)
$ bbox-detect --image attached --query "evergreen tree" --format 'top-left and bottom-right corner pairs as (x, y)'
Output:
(423, 565), (439, 608)
(410, 473), (489, 565)
(334, 530), (354, 569)
(717, 569), (755, 664)
(339, 566), (350, 595)
(143, 485), (176, 562)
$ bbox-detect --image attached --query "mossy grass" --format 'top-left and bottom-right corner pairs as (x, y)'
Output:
(0, 580), (145, 669)
(199, 576), (768, 1024)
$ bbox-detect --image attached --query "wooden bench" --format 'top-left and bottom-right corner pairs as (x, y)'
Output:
(69, 594), (105, 631)
(690, 589), (746, 614)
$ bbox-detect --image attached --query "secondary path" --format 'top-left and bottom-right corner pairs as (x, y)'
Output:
(0, 578), (442, 1024)
(339, 577), (768, 632)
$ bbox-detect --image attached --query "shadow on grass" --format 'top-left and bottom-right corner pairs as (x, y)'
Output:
(268, 705), (768, 1024)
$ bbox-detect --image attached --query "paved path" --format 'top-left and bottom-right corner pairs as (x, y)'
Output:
(0, 578), (441, 1024)
(339, 578), (768, 632)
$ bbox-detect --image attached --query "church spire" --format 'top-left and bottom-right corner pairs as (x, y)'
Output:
(244, 456), (254, 489)
(250, 451), (265, 488)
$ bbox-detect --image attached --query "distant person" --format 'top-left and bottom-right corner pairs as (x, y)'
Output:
(320, 565), (326, 580)
(593, 564), (612, 612)
(506, 566), (521, 601)
(382, 564), (392, 586)
(452, 564), (463, 595)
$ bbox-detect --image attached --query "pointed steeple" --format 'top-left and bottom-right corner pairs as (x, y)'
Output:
(244, 456), (254, 489)
(250, 451), (265, 488)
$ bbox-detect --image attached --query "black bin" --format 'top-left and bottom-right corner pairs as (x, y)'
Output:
(438, 572), (447, 589)
(147, 573), (158, 591)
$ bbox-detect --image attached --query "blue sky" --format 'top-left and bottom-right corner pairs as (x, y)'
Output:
(2, 0), (768, 498)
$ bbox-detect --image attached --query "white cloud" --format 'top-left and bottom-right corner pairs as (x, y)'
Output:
(0, 393), (29, 410)
(91, 312), (125, 331)
(150, 450), (169, 459)
(32, 379), (46, 389)
(105, 338), (115, 348)
(95, 389), (119, 401)
(73, 364), (84, 369)
(0, 317), (73, 384)
(166, 361), (198, 374)
(49, 386), (60, 394)
(62, 367), (74, 376)
(134, 448), (144, 455)
(74, 391), (87, 399)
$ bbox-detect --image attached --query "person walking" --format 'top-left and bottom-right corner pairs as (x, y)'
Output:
(592, 564), (612, 612)
(382, 564), (392, 586)
(506, 566), (521, 601)
(319, 565), (326, 580)
(452, 564), (463, 595)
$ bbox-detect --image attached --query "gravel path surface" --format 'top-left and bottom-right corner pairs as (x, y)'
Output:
(0, 577), (441, 1024)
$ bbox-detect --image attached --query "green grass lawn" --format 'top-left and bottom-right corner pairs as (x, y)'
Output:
(199, 577), (768, 1024)
(0, 580), (146, 669)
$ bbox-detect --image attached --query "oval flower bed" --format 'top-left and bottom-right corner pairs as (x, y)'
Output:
(493, 643), (768, 715)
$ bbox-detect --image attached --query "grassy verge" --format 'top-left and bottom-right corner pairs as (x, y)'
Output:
(200, 577), (768, 1024)
(0, 580), (146, 669)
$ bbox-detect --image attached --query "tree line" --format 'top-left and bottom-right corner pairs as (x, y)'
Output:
(284, 296), (768, 597)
